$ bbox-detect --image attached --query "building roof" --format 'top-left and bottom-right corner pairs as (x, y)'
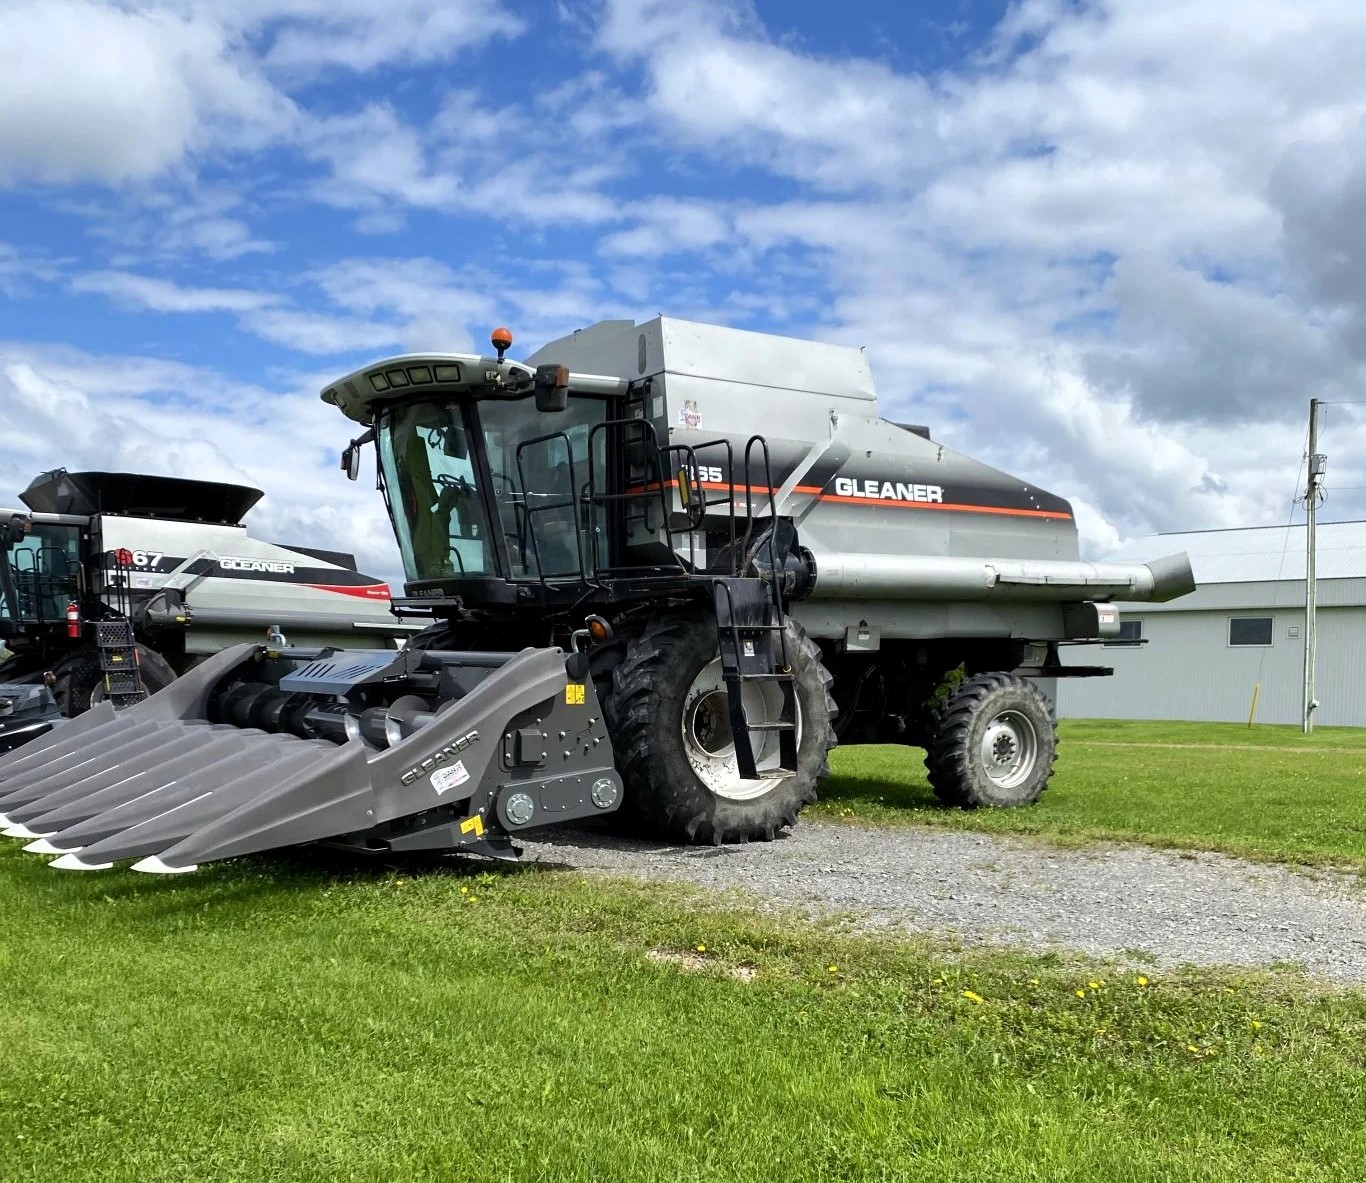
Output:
(1107, 520), (1366, 585)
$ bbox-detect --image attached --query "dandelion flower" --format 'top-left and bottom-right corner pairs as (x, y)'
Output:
(696, 945), (707, 953)
(1075, 989), (1086, 998)
(962, 989), (984, 1004)
(933, 977), (944, 986)
(1186, 1044), (1199, 1054)
(1029, 978), (1040, 986)
(1251, 1020), (1262, 1029)
(828, 965), (838, 973)
(1088, 980), (1101, 989)
(459, 886), (469, 894)
(1137, 976), (1149, 987)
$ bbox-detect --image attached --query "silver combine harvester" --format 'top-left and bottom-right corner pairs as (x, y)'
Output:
(0, 468), (416, 749)
(0, 319), (1193, 873)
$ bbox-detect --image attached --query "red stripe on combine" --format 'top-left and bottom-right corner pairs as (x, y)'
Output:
(305, 583), (392, 599)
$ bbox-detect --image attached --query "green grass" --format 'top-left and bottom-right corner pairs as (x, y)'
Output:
(816, 720), (1366, 869)
(4, 846), (1366, 1183)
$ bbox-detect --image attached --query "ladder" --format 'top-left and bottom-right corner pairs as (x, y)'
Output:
(711, 577), (797, 780)
(94, 620), (148, 708)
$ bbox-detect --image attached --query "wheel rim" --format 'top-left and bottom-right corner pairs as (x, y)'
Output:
(680, 657), (800, 801)
(978, 709), (1039, 790)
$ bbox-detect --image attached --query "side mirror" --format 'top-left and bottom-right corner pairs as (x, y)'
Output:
(340, 429), (375, 481)
(5, 514), (28, 546)
(534, 364), (570, 413)
(341, 445), (361, 481)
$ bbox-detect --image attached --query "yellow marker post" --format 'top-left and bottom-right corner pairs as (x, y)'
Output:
(1247, 682), (1261, 728)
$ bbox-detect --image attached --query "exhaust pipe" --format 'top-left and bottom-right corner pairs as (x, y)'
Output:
(808, 550), (1195, 603)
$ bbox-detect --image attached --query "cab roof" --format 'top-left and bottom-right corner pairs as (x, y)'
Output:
(320, 353), (536, 426)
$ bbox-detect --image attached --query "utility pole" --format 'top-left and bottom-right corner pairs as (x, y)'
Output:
(1303, 398), (1326, 733)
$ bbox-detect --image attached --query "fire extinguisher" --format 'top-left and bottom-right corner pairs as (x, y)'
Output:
(66, 601), (80, 639)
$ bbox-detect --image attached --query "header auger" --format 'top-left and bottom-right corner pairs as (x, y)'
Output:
(0, 317), (1193, 872)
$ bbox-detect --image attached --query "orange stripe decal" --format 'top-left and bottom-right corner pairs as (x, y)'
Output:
(624, 481), (1072, 521)
(814, 493), (1071, 520)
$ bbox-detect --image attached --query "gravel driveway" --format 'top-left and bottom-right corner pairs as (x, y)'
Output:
(522, 822), (1366, 982)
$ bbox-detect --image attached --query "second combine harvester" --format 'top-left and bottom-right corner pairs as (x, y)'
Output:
(0, 318), (1193, 872)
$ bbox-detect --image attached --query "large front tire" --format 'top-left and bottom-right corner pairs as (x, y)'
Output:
(603, 612), (836, 844)
(54, 644), (177, 716)
(924, 672), (1057, 808)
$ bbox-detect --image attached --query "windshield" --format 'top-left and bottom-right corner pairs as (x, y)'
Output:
(0, 521), (82, 622)
(376, 397), (610, 585)
(378, 402), (492, 582)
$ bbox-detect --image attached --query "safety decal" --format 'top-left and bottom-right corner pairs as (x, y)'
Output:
(430, 760), (471, 796)
(459, 814), (485, 837)
(565, 683), (586, 705)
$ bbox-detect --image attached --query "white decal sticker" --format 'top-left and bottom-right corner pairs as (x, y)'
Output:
(677, 398), (702, 430)
(430, 760), (471, 796)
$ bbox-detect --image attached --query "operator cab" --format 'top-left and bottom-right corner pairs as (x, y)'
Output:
(324, 329), (630, 607)
(376, 394), (610, 585)
(0, 513), (82, 637)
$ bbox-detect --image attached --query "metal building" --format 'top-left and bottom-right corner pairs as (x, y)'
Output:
(1056, 521), (1366, 726)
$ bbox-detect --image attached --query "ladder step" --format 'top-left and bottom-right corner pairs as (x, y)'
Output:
(745, 721), (796, 733)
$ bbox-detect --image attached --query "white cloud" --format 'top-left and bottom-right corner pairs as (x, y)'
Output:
(309, 258), (491, 353)
(0, 0), (524, 190)
(239, 308), (403, 355)
(71, 270), (284, 314)
(305, 93), (628, 225)
(0, 0), (293, 186)
(0, 241), (66, 296)
(251, 0), (524, 74)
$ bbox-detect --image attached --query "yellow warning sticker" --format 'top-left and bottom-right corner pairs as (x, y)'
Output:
(459, 814), (485, 837)
(565, 683), (586, 705)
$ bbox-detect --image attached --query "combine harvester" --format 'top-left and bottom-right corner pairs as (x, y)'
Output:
(0, 468), (415, 750)
(0, 319), (1193, 873)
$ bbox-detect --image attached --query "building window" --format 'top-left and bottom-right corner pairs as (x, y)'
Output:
(1229, 617), (1273, 647)
(1104, 619), (1143, 646)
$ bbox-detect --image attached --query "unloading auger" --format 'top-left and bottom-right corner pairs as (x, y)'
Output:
(0, 317), (1193, 873)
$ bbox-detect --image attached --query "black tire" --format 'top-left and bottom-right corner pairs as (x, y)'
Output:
(53, 644), (177, 717)
(603, 611), (837, 844)
(924, 672), (1057, 808)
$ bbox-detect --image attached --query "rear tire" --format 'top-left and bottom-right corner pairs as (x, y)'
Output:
(603, 611), (836, 844)
(924, 672), (1057, 808)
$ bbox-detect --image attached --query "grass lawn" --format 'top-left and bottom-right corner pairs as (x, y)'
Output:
(816, 720), (1366, 869)
(3, 844), (1366, 1183)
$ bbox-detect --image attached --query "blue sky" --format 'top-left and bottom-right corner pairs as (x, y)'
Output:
(4, 0), (1366, 579)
